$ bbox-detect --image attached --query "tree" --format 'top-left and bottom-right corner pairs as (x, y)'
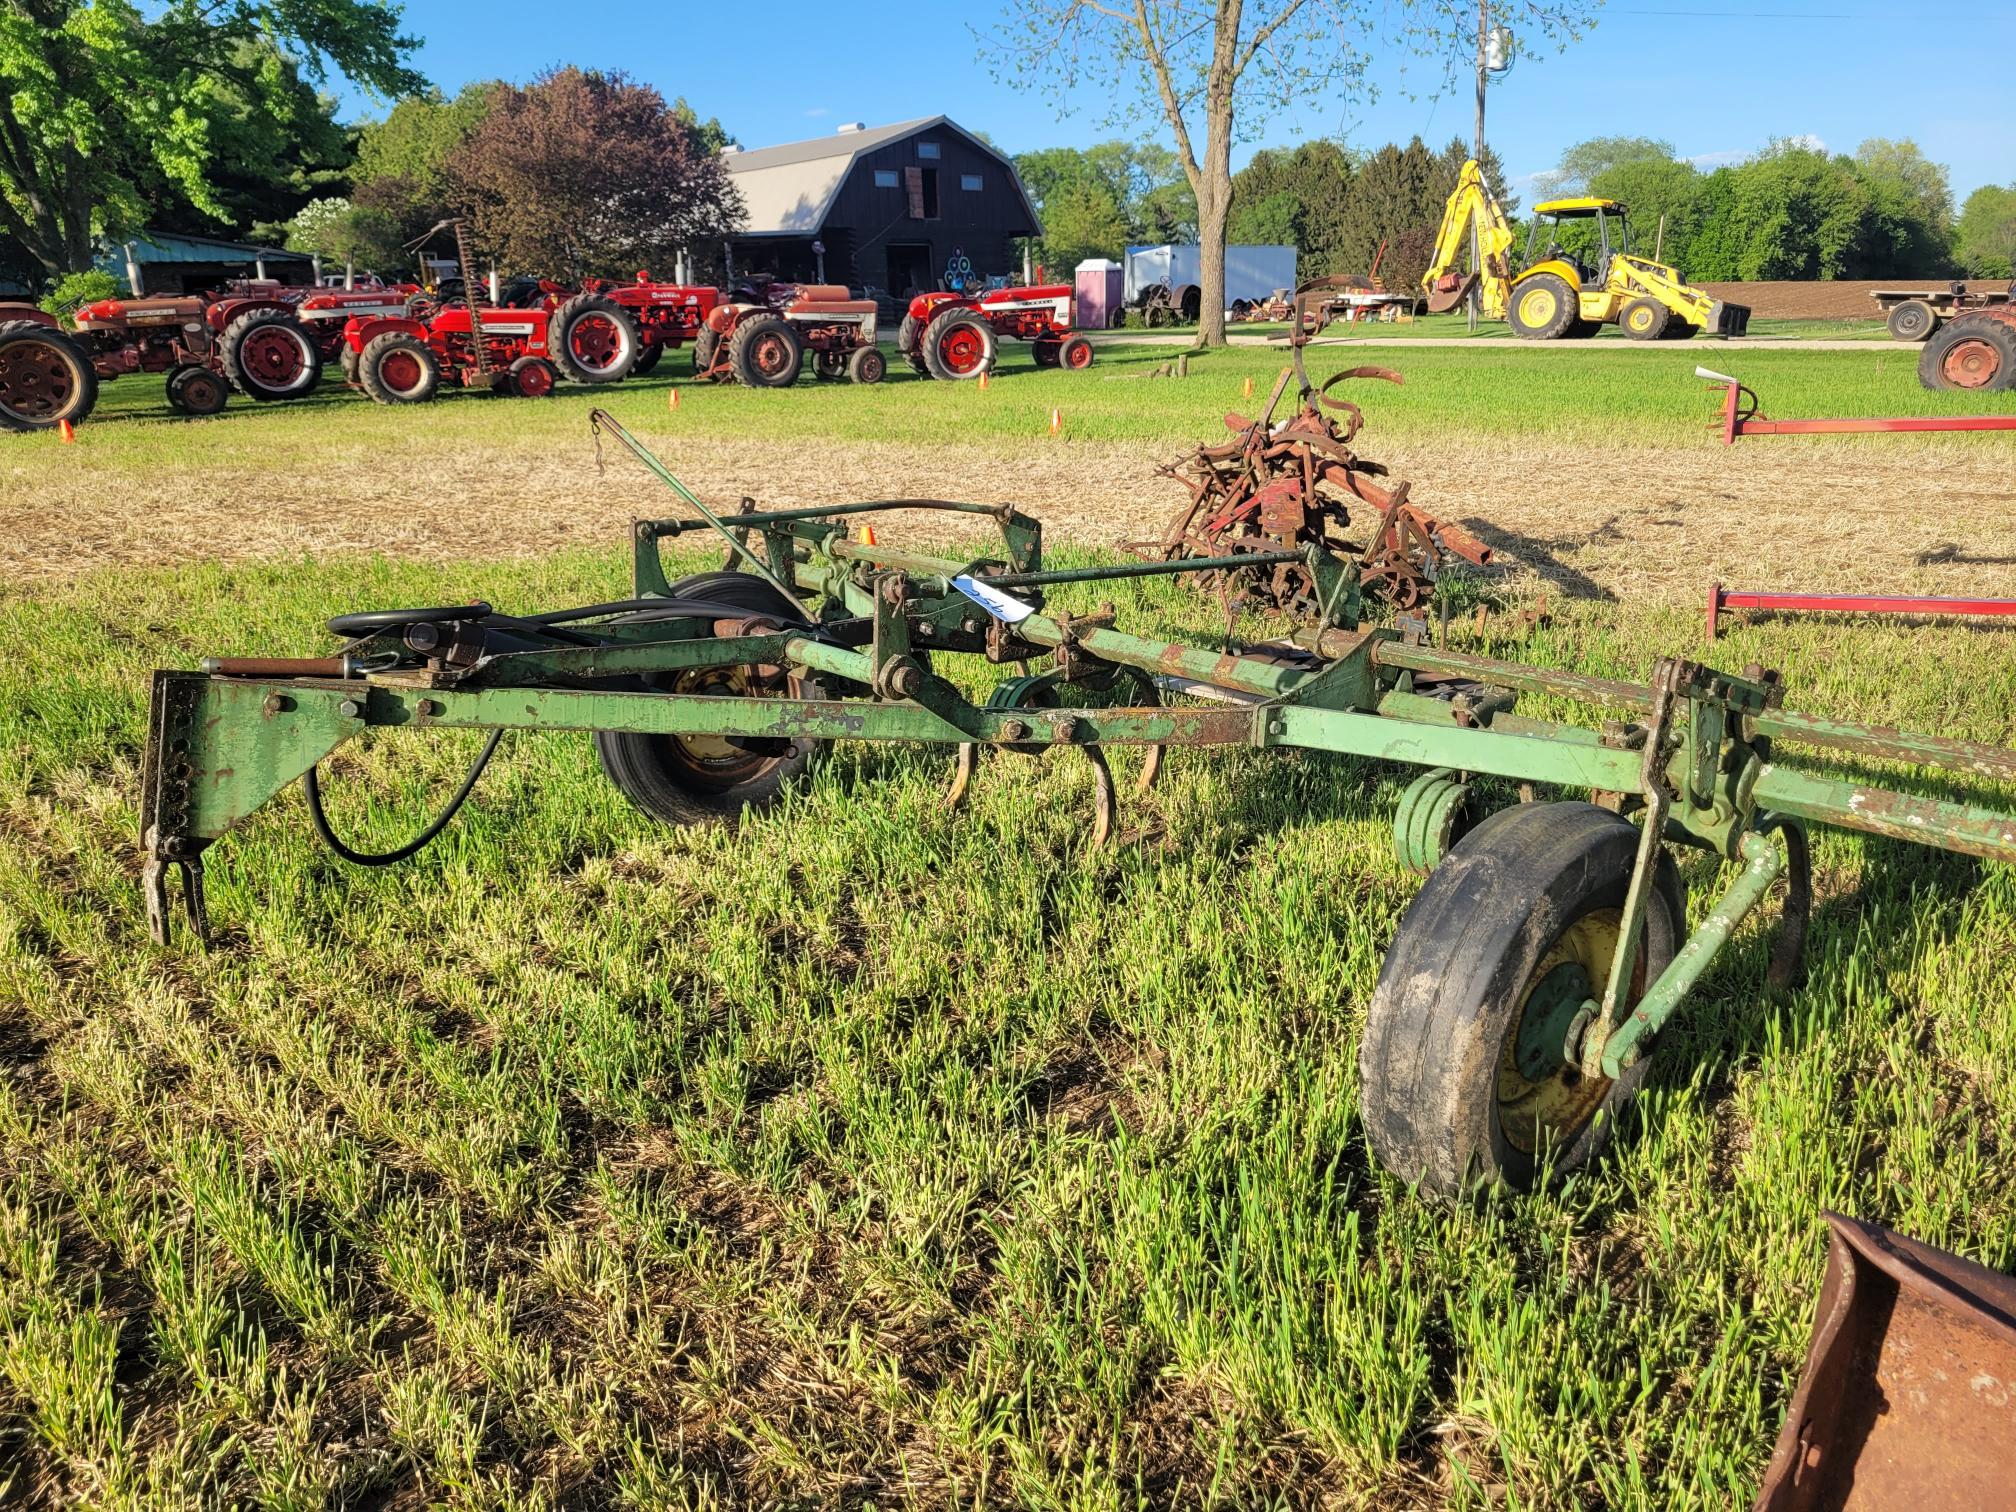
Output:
(0, 0), (422, 279)
(1013, 140), (1193, 268)
(1040, 178), (1133, 269)
(355, 84), (501, 202)
(1536, 135), (1675, 197)
(1852, 138), (1954, 274)
(1588, 156), (1705, 271)
(1228, 139), (1354, 270)
(986, 0), (1594, 346)
(444, 68), (743, 280)
(1956, 185), (2016, 278)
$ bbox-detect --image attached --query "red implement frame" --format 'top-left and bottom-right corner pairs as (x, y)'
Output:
(1702, 367), (2016, 444)
(1708, 583), (2016, 639)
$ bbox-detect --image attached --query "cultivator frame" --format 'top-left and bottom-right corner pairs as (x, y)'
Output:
(137, 401), (2016, 1194)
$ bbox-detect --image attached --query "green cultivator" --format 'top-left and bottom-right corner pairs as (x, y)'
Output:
(139, 403), (2016, 1196)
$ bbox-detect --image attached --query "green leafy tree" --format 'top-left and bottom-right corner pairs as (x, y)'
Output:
(1038, 177), (1132, 269)
(282, 193), (409, 273)
(1228, 189), (1299, 247)
(1536, 135), (1675, 197)
(354, 83), (501, 202)
(1851, 138), (1954, 274)
(1956, 184), (2016, 278)
(1013, 140), (1192, 268)
(0, 0), (423, 278)
(38, 267), (119, 323)
(1588, 156), (1705, 271)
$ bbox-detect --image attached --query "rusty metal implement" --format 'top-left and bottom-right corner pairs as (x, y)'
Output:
(1755, 1213), (2016, 1511)
(135, 397), (2016, 1200)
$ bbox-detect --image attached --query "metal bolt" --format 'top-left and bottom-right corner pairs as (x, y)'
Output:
(1268, 719), (1285, 736)
(962, 617), (982, 635)
(262, 693), (291, 716)
(916, 621), (934, 638)
(415, 698), (442, 718)
(885, 660), (925, 698)
(1001, 718), (1030, 742)
(1050, 715), (1081, 742)
(338, 699), (362, 719)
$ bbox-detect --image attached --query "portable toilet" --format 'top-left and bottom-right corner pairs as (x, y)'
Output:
(1075, 259), (1123, 331)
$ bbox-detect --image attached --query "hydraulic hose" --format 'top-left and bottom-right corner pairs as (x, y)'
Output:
(304, 729), (505, 867)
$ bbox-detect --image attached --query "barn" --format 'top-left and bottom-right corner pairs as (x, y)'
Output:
(721, 117), (1041, 302)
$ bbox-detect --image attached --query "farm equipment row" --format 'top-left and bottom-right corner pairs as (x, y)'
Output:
(138, 376), (2016, 1202)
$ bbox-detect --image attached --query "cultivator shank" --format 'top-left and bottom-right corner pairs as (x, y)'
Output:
(137, 396), (2016, 1197)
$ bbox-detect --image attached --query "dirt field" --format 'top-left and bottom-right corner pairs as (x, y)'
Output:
(1698, 280), (1930, 321)
(11, 431), (2016, 607)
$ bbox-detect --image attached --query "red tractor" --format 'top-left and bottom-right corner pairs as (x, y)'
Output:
(696, 283), (884, 388)
(338, 291), (640, 403)
(897, 284), (1093, 380)
(574, 273), (723, 375)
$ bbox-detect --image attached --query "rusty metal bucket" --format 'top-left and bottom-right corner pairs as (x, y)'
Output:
(1755, 1212), (2016, 1510)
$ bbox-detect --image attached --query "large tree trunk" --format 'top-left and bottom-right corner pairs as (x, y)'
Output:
(1193, 99), (1235, 345)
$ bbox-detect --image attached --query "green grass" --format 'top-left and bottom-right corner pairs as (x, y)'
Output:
(3, 546), (2014, 1505)
(12, 335), (2007, 488)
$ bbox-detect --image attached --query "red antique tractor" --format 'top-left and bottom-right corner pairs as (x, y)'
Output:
(575, 274), (722, 375)
(338, 290), (642, 403)
(696, 284), (884, 388)
(898, 284), (1093, 380)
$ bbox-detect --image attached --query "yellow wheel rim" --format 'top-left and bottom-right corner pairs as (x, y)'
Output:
(1518, 288), (1556, 326)
(1496, 909), (1626, 1153)
(1628, 307), (1654, 332)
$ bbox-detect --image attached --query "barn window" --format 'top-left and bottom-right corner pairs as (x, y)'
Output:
(961, 173), (983, 191)
(917, 141), (940, 160)
(874, 169), (898, 189)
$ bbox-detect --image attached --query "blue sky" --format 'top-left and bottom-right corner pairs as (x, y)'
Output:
(347, 1), (2013, 202)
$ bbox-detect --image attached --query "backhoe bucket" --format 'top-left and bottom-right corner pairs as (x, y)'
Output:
(1425, 272), (1479, 316)
(1754, 1212), (2016, 1510)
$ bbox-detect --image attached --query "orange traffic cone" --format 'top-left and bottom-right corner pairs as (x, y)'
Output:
(978, 369), (989, 391)
(1242, 375), (1253, 397)
(1049, 407), (1061, 436)
(669, 387), (679, 411)
(58, 418), (75, 443)
(859, 523), (877, 546)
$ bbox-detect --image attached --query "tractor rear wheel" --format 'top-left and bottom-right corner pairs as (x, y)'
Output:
(166, 365), (228, 416)
(922, 309), (995, 381)
(1620, 298), (1670, 341)
(0, 320), (97, 433)
(1886, 299), (1939, 343)
(507, 355), (557, 397)
(1507, 274), (1579, 340)
(1919, 316), (2015, 391)
(550, 294), (640, 384)
(359, 332), (441, 405)
(897, 313), (928, 374)
(847, 346), (886, 384)
(1058, 334), (1094, 370)
(1359, 802), (1685, 1196)
(221, 308), (321, 400)
(594, 571), (823, 826)
(729, 315), (802, 388)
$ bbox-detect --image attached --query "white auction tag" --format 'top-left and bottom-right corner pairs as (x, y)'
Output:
(950, 575), (1037, 624)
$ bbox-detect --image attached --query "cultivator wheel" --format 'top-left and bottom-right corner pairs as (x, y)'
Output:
(593, 572), (822, 825)
(359, 332), (441, 405)
(551, 294), (640, 384)
(728, 315), (802, 388)
(166, 365), (228, 416)
(922, 310), (995, 381)
(1918, 314), (2016, 391)
(0, 320), (97, 432)
(1359, 803), (1685, 1195)
(221, 308), (322, 400)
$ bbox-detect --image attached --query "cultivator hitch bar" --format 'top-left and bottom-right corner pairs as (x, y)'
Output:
(137, 402), (2016, 1195)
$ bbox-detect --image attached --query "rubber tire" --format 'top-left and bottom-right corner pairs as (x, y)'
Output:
(339, 345), (360, 384)
(593, 571), (822, 826)
(549, 293), (640, 384)
(1058, 334), (1094, 370)
(847, 346), (886, 384)
(921, 309), (995, 381)
(897, 313), (928, 374)
(813, 350), (848, 382)
(0, 320), (98, 432)
(358, 332), (440, 404)
(220, 308), (321, 400)
(1886, 299), (1939, 343)
(692, 325), (721, 374)
(1032, 338), (1060, 368)
(629, 342), (665, 376)
(507, 355), (557, 397)
(728, 315), (802, 388)
(1918, 316), (2016, 391)
(166, 365), (228, 416)
(1659, 320), (1698, 341)
(1358, 801), (1686, 1197)
(1620, 298), (1670, 341)
(1507, 274), (1579, 341)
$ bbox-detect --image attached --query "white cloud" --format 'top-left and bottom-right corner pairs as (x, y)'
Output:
(1785, 132), (1825, 152)
(1685, 149), (1747, 168)
(805, 107), (830, 118)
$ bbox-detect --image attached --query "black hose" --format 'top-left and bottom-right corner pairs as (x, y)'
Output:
(304, 729), (505, 867)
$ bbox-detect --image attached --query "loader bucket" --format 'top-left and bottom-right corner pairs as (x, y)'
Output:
(1754, 1212), (2016, 1511)
(1425, 271), (1479, 315)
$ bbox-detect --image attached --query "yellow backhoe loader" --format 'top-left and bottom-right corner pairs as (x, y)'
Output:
(1421, 159), (1749, 340)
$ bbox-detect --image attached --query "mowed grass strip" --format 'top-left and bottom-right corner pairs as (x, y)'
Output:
(0, 550), (2013, 1505)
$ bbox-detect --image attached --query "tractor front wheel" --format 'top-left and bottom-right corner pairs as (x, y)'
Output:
(813, 350), (848, 382)
(221, 308), (321, 400)
(166, 365), (228, 416)
(550, 294), (640, 384)
(1919, 316), (2016, 391)
(729, 315), (802, 388)
(922, 310), (995, 381)
(1032, 338), (1060, 368)
(897, 313), (928, 374)
(1507, 274), (1579, 341)
(1058, 334), (1094, 370)
(507, 355), (557, 397)
(358, 332), (441, 405)
(594, 571), (823, 825)
(847, 346), (886, 384)
(629, 342), (665, 376)
(1620, 298), (1670, 341)
(0, 320), (98, 433)
(692, 325), (722, 375)
(1358, 802), (1685, 1196)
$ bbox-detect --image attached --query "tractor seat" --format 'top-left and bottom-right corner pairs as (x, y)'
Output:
(793, 284), (852, 303)
(789, 296), (877, 317)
